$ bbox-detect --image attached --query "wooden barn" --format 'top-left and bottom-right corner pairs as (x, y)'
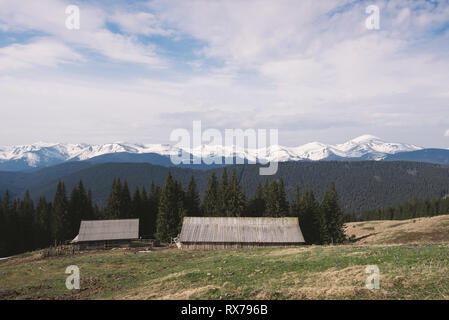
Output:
(71, 219), (139, 250)
(178, 217), (305, 249)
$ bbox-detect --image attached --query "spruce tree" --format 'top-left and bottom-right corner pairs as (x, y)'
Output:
(68, 181), (94, 239)
(265, 180), (277, 217)
(132, 186), (143, 221)
(219, 168), (230, 215)
(147, 182), (160, 238)
(201, 172), (220, 217)
(226, 168), (246, 217)
(290, 184), (302, 217)
(185, 175), (201, 217)
(86, 189), (94, 220)
(265, 179), (289, 217)
(320, 182), (345, 244)
(76, 181), (91, 220)
(120, 179), (132, 219)
(106, 178), (122, 219)
(23, 191), (36, 251)
(68, 182), (83, 238)
(35, 197), (52, 249)
(262, 179), (270, 213)
(10, 199), (23, 253)
(301, 190), (324, 244)
(174, 180), (186, 231)
(247, 182), (266, 217)
(156, 171), (184, 242)
(277, 178), (290, 217)
(53, 181), (69, 244)
(138, 185), (149, 237)
(0, 195), (6, 256)
(0, 191), (16, 255)
(0, 196), (5, 256)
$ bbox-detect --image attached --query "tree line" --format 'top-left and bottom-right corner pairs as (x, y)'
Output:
(0, 167), (346, 257)
(8, 161), (449, 215)
(358, 196), (449, 221)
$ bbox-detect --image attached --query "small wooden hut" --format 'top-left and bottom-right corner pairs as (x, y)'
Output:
(178, 217), (305, 249)
(71, 219), (139, 250)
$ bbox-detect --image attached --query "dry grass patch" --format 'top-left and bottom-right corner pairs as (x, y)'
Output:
(346, 215), (449, 244)
(267, 247), (310, 257)
(255, 266), (389, 299)
(115, 270), (204, 299)
(159, 285), (217, 300)
(291, 266), (379, 299)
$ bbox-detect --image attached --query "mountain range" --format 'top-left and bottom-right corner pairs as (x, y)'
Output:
(1, 134), (448, 171)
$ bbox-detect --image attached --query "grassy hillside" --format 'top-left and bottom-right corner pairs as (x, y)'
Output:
(1, 245), (448, 300)
(346, 215), (449, 244)
(1, 215), (449, 300)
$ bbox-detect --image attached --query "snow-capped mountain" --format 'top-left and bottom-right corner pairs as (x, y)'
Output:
(0, 135), (424, 171)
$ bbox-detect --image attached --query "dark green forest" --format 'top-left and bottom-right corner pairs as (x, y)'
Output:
(0, 168), (346, 257)
(2, 161), (449, 214)
(358, 196), (449, 221)
(2, 161), (449, 257)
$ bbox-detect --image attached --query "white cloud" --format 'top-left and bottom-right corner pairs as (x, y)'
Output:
(80, 30), (163, 66)
(148, 0), (449, 100)
(150, 0), (349, 63)
(0, 0), (448, 147)
(109, 11), (173, 37)
(0, 0), (165, 67)
(445, 130), (449, 137)
(0, 38), (84, 71)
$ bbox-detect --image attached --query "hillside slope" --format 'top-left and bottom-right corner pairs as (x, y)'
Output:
(346, 215), (449, 244)
(1, 243), (448, 300)
(2, 215), (449, 300)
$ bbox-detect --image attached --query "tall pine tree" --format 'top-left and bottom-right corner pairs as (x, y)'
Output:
(301, 190), (325, 244)
(201, 172), (220, 217)
(120, 179), (132, 219)
(225, 168), (246, 217)
(247, 182), (266, 217)
(320, 182), (345, 244)
(156, 171), (184, 242)
(185, 175), (201, 217)
(53, 181), (69, 243)
(106, 178), (122, 219)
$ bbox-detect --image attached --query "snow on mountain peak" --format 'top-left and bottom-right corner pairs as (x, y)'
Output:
(349, 134), (382, 143)
(0, 135), (424, 169)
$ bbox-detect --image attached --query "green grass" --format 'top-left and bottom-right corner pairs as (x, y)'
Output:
(1, 244), (448, 300)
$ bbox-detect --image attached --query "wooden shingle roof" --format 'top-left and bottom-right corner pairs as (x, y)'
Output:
(179, 217), (305, 243)
(71, 219), (139, 243)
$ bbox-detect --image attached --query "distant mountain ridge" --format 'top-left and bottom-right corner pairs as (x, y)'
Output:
(383, 149), (449, 164)
(1, 135), (447, 171)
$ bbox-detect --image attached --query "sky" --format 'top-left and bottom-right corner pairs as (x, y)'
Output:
(0, 0), (448, 148)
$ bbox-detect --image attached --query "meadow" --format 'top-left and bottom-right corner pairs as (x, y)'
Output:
(1, 215), (448, 300)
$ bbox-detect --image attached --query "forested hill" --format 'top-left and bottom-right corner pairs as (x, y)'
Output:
(2, 161), (448, 214)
